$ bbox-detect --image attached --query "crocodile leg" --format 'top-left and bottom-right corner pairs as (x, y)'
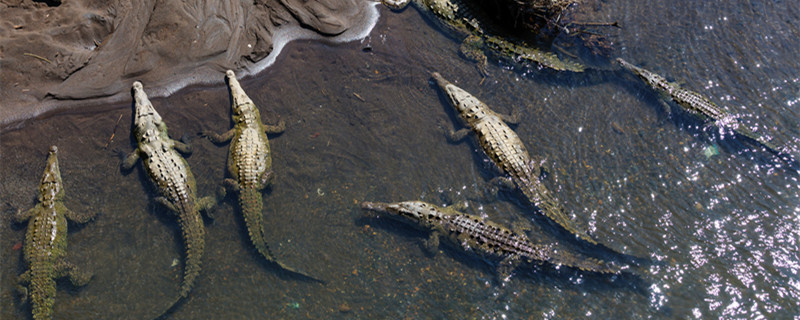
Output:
(485, 176), (516, 201)
(120, 149), (141, 170)
(258, 170), (274, 189)
(264, 121), (286, 134)
(445, 128), (473, 143)
(196, 196), (217, 220)
(422, 231), (441, 255)
(54, 260), (92, 287)
(497, 255), (521, 282)
(61, 203), (96, 224)
(13, 207), (38, 223)
(499, 109), (523, 125)
(222, 178), (240, 192)
(460, 35), (489, 78)
(489, 176), (516, 190)
(16, 270), (30, 302)
(527, 158), (546, 180)
(171, 139), (193, 155)
(154, 197), (179, 213)
(201, 129), (235, 144)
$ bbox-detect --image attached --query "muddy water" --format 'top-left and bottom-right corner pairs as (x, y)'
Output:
(3, 1), (800, 319)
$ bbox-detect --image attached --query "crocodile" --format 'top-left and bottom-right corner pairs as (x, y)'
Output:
(201, 70), (320, 282)
(383, 0), (585, 73)
(361, 200), (622, 278)
(15, 146), (96, 320)
(616, 58), (796, 161)
(121, 82), (217, 304)
(432, 71), (609, 249)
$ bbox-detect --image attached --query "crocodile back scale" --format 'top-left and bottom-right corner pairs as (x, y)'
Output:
(616, 58), (790, 159)
(15, 146), (95, 320)
(202, 70), (320, 282)
(432, 72), (605, 248)
(361, 201), (621, 275)
(122, 82), (217, 301)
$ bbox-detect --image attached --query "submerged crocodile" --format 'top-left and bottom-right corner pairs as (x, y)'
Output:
(616, 58), (795, 160)
(432, 71), (608, 248)
(383, 0), (585, 73)
(202, 70), (320, 282)
(361, 201), (621, 278)
(121, 82), (216, 305)
(15, 146), (95, 320)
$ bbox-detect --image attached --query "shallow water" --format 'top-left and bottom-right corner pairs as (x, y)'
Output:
(3, 1), (800, 319)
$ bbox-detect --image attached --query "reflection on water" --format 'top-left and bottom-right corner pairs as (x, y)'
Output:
(2, 0), (800, 318)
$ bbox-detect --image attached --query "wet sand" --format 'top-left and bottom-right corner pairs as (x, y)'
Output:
(0, 0), (378, 130)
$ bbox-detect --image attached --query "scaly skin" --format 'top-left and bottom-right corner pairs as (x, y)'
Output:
(383, 0), (584, 73)
(361, 201), (621, 278)
(15, 146), (95, 320)
(202, 70), (319, 281)
(121, 82), (216, 300)
(432, 72), (606, 248)
(616, 58), (793, 159)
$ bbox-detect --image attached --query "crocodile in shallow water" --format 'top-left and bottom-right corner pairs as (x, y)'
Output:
(121, 82), (217, 307)
(432, 71), (613, 249)
(383, 0), (585, 73)
(202, 70), (321, 282)
(616, 58), (797, 161)
(15, 146), (96, 320)
(361, 200), (622, 279)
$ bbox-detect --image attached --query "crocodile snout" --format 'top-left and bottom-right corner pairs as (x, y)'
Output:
(360, 201), (390, 213)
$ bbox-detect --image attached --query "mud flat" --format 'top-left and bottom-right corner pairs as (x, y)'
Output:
(0, 0), (379, 130)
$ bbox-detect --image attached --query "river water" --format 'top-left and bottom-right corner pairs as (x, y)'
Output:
(2, 1), (799, 319)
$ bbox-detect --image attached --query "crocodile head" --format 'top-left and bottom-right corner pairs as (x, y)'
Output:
(616, 58), (673, 94)
(361, 200), (443, 228)
(131, 81), (168, 143)
(225, 70), (261, 125)
(431, 72), (488, 125)
(39, 145), (64, 204)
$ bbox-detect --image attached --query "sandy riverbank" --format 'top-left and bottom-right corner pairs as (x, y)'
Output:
(0, 0), (378, 130)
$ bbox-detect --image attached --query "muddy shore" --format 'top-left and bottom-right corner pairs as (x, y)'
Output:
(0, 0), (378, 130)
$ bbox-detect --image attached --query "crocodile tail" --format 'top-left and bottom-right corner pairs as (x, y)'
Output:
(516, 175), (599, 246)
(732, 124), (783, 154)
(239, 187), (324, 283)
(151, 295), (184, 320)
(30, 266), (57, 320)
(177, 206), (205, 298)
(485, 36), (585, 72)
(549, 251), (622, 274)
(238, 187), (270, 258)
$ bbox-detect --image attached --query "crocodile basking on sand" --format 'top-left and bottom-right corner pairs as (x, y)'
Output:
(361, 201), (621, 278)
(201, 70), (320, 282)
(121, 82), (217, 307)
(383, 0), (585, 73)
(432, 71), (610, 249)
(617, 58), (797, 161)
(15, 146), (96, 320)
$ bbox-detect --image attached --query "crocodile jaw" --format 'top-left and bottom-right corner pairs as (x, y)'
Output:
(38, 145), (63, 204)
(362, 201), (442, 228)
(431, 72), (487, 124)
(616, 58), (673, 94)
(225, 70), (260, 125)
(131, 81), (166, 139)
(360, 201), (391, 213)
(226, 70), (255, 110)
